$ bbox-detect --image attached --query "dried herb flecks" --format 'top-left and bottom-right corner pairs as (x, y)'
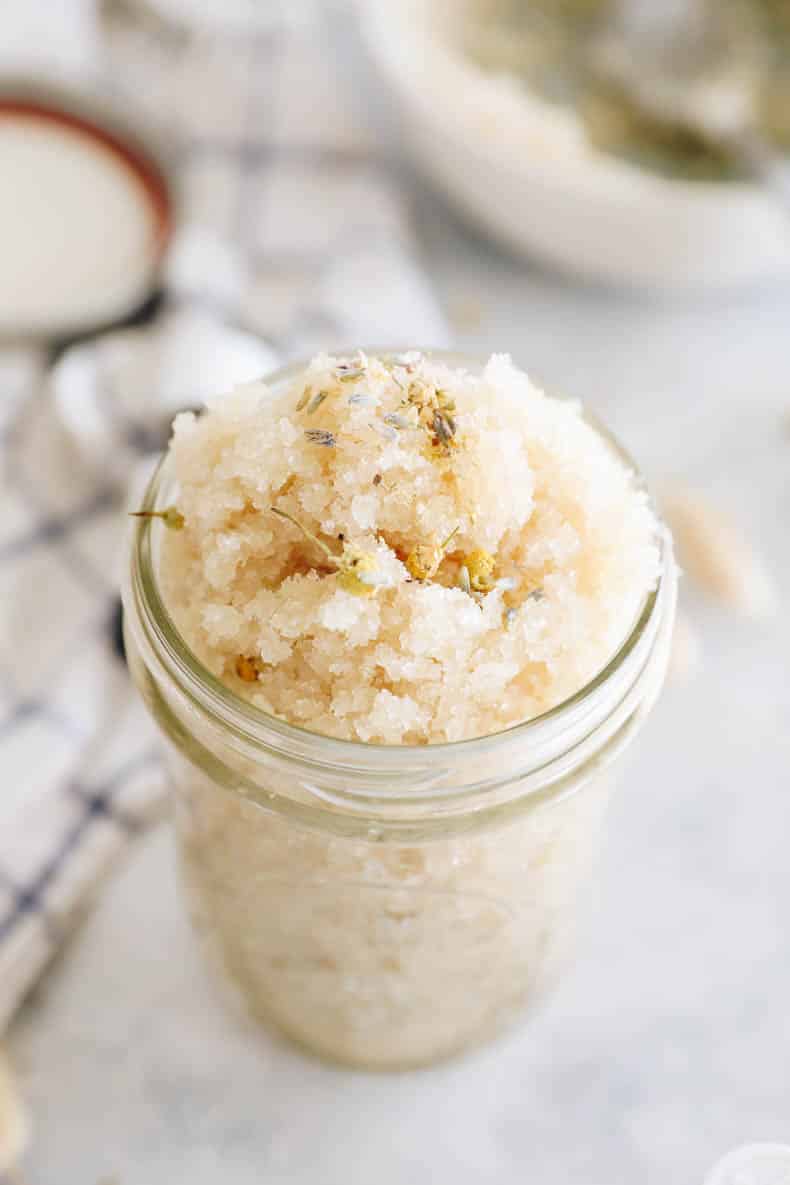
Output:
(270, 506), (386, 597)
(235, 655), (263, 682)
(304, 428), (336, 448)
(405, 526), (459, 581)
(129, 506), (185, 530)
(306, 391), (328, 415)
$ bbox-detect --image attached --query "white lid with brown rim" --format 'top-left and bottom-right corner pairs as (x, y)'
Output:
(0, 80), (173, 342)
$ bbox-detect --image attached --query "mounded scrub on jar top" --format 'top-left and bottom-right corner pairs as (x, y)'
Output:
(159, 351), (661, 744)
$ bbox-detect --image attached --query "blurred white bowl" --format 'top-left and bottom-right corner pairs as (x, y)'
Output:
(364, 0), (790, 288)
(141, 0), (286, 34)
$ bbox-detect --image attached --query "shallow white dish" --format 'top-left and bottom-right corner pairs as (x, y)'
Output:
(364, 0), (790, 289)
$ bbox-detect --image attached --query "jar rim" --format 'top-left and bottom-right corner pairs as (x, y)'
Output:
(125, 349), (674, 779)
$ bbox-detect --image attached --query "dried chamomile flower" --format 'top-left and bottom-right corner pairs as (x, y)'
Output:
(465, 549), (496, 593)
(405, 527), (459, 582)
(130, 506), (185, 530)
(336, 547), (382, 597)
(271, 507), (387, 598)
(400, 379), (460, 458)
(403, 378), (431, 408)
(235, 655), (263, 683)
(406, 542), (442, 582)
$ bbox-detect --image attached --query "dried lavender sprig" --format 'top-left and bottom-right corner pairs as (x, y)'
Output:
(432, 408), (457, 443)
(304, 428), (336, 447)
(336, 367), (366, 383)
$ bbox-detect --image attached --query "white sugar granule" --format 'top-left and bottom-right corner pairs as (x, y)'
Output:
(160, 351), (660, 743)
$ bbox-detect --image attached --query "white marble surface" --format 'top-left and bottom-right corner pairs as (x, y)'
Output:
(10, 243), (790, 1185)
(9, 22), (790, 1185)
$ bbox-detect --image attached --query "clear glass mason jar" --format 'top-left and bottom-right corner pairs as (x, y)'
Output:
(122, 353), (678, 1071)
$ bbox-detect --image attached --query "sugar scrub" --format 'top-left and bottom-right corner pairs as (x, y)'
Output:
(160, 351), (660, 743)
(126, 350), (674, 1068)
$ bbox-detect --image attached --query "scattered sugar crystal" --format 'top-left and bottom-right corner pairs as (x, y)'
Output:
(355, 689), (428, 743)
(319, 590), (366, 633)
(350, 492), (377, 530)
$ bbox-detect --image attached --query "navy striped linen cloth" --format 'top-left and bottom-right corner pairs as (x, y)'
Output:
(0, 2), (446, 1034)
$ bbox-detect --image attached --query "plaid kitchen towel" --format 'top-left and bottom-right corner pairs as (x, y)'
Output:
(0, 1), (447, 1033)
